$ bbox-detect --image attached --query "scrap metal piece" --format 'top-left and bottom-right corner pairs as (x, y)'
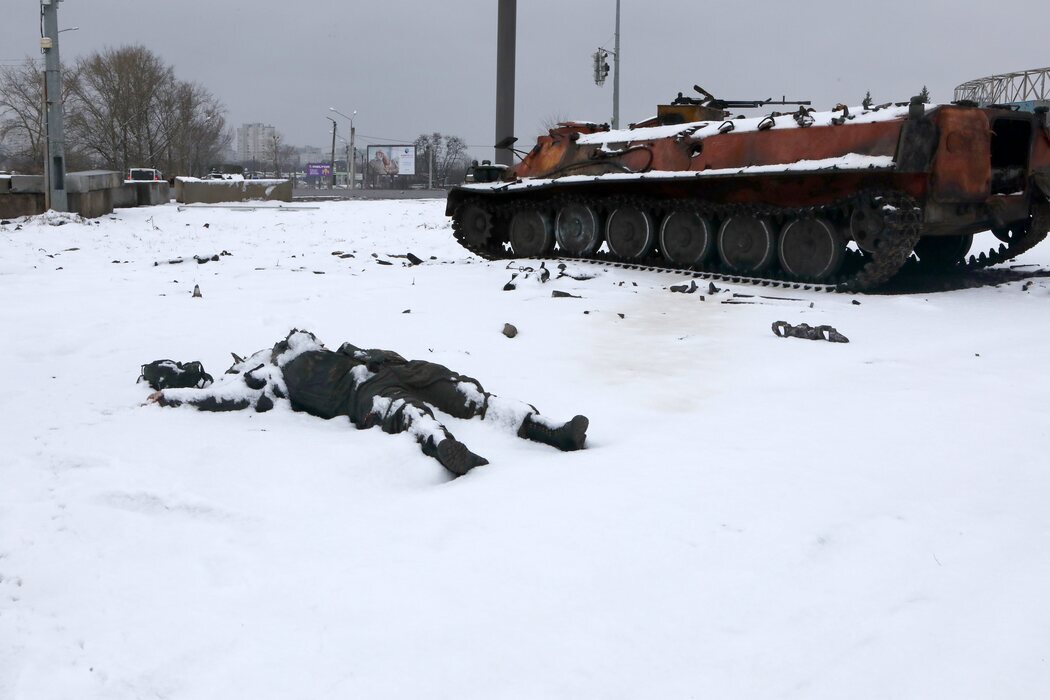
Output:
(771, 320), (849, 343)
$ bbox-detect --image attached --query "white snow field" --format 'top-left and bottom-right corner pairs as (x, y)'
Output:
(2, 199), (1049, 699)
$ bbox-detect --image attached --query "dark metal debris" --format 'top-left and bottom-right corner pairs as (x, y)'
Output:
(771, 321), (849, 343)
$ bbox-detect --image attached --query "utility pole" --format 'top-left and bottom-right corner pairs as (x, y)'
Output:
(349, 116), (356, 190)
(330, 107), (357, 189)
(613, 0), (621, 129)
(326, 117), (337, 189)
(495, 0), (516, 166)
(593, 0), (621, 129)
(40, 0), (68, 212)
(428, 146), (433, 189)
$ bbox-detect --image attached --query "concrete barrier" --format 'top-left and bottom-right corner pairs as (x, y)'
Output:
(174, 177), (293, 204)
(64, 170), (121, 218)
(10, 175), (44, 194)
(0, 175), (43, 218)
(1, 169), (174, 218)
(114, 181), (170, 209)
(0, 192), (44, 218)
(112, 184), (138, 209)
(134, 180), (170, 206)
(66, 170), (121, 194)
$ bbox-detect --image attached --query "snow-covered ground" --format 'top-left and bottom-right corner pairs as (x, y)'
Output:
(2, 200), (1049, 699)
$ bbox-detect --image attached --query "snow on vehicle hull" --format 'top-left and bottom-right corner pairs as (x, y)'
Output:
(448, 95), (1050, 291)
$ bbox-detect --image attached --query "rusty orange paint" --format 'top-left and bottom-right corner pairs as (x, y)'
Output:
(929, 107), (991, 202)
(692, 121), (902, 172)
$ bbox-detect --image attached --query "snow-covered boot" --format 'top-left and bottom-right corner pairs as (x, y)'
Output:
(517, 414), (589, 451)
(424, 436), (489, 476)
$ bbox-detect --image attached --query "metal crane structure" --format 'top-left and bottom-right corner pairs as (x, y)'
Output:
(954, 67), (1050, 110)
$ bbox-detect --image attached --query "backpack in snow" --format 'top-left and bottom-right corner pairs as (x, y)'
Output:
(138, 359), (213, 390)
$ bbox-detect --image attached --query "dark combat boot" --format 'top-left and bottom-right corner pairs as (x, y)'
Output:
(517, 414), (589, 451)
(423, 436), (489, 476)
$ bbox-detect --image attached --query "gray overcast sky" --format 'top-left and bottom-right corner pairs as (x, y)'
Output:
(3, 0), (1047, 160)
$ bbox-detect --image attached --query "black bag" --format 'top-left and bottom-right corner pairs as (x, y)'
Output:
(138, 359), (213, 390)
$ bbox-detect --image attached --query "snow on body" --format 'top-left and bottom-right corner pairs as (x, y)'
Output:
(157, 327), (539, 446)
(2, 199), (1049, 698)
(157, 329), (322, 410)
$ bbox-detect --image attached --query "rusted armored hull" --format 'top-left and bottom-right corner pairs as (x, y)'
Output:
(448, 99), (1050, 290)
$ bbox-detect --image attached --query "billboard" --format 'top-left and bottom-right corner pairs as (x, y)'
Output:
(306, 162), (331, 177)
(367, 145), (416, 177)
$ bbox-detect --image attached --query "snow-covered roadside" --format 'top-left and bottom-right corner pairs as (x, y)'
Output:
(2, 200), (1049, 699)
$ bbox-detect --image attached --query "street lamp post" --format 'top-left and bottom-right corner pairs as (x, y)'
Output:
(337, 135), (351, 188)
(329, 107), (357, 190)
(326, 116), (337, 189)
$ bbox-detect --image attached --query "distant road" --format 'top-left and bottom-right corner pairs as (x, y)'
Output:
(293, 188), (447, 201)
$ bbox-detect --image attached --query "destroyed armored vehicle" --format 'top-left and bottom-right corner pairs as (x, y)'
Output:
(447, 86), (1050, 290)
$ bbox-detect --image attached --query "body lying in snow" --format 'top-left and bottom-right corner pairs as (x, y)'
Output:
(140, 329), (589, 476)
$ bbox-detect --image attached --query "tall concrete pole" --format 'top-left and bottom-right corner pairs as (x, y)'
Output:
(612, 0), (621, 129)
(41, 0), (68, 212)
(330, 107), (357, 189)
(349, 121), (356, 190)
(495, 0), (516, 166)
(327, 117), (337, 189)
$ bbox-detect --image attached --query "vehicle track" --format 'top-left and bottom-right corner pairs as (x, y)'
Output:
(451, 194), (1049, 295)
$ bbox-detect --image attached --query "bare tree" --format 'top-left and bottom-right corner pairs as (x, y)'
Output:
(67, 45), (228, 176)
(414, 132), (470, 185)
(440, 135), (469, 184)
(0, 57), (84, 172)
(277, 143), (298, 177)
(266, 131), (284, 177)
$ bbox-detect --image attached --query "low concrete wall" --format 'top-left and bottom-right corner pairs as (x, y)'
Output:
(174, 178), (293, 204)
(66, 170), (121, 194)
(112, 184), (138, 209)
(1, 175), (45, 218)
(114, 181), (170, 209)
(63, 170), (120, 218)
(10, 175), (44, 194)
(68, 189), (114, 219)
(0, 170), (175, 218)
(0, 192), (44, 219)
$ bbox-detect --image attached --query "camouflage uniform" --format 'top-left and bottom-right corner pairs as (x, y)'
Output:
(150, 330), (588, 476)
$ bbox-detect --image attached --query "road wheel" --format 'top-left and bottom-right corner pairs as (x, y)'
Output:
(659, 210), (713, 265)
(555, 202), (602, 255)
(509, 208), (554, 257)
(778, 217), (845, 281)
(718, 214), (776, 273)
(606, 205), (655, 260)
(458, 202), (494, 248)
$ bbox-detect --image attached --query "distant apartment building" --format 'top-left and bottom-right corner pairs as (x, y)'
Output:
(298, 146), (325, 164)
(236, 123), (276, 165)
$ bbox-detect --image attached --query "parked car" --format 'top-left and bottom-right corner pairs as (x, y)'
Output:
(127, 167), (162, 182)
(201, 172), (244, 181)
